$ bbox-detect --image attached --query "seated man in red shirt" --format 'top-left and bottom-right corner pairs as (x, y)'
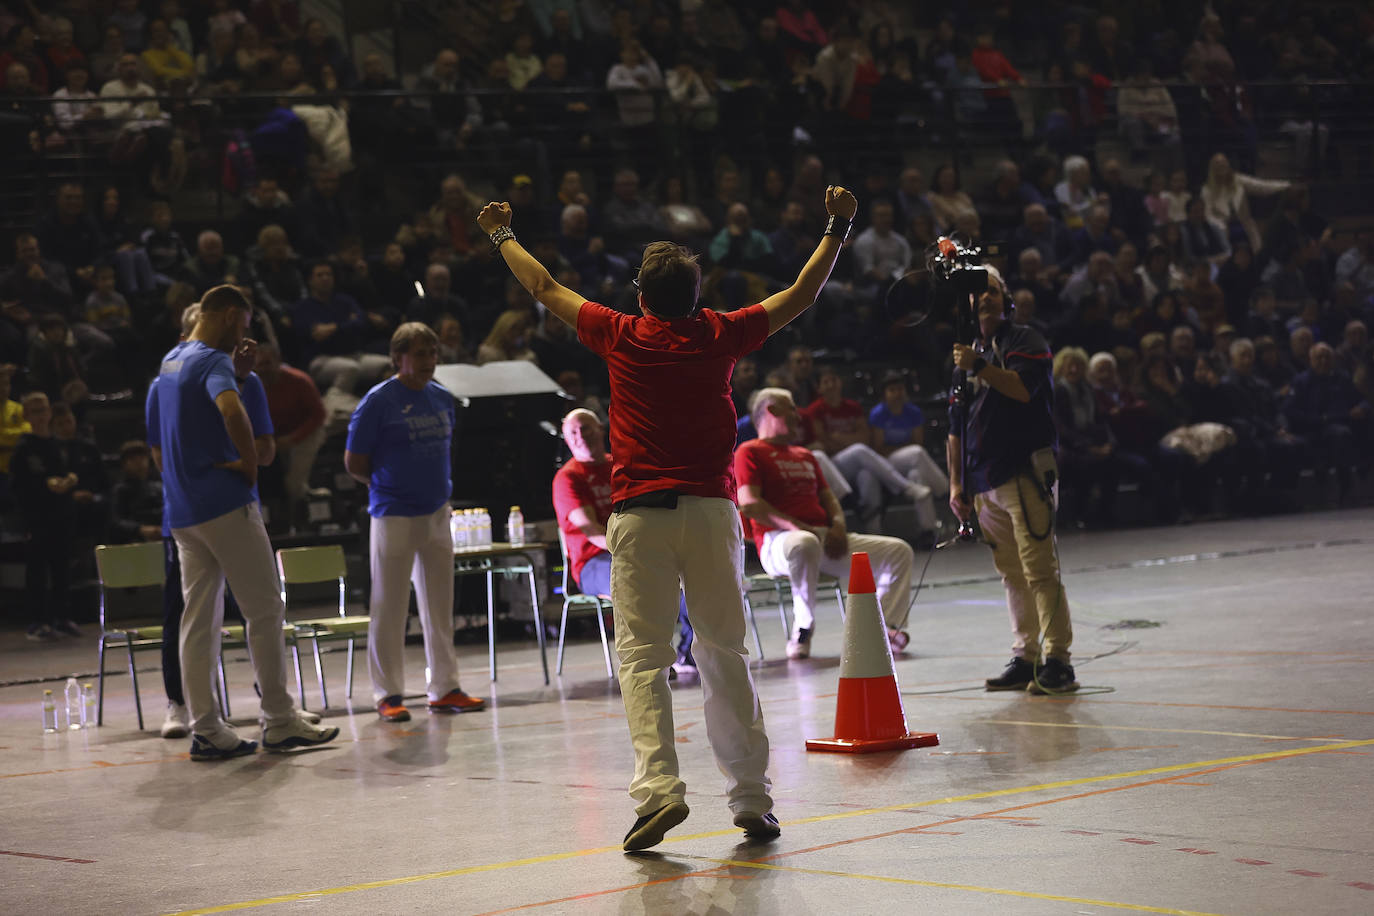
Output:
(553, 408), (695, 674)
(802, 366), (936, 534)
(254, 340), (327, 522)
(738, 387), (917, 658)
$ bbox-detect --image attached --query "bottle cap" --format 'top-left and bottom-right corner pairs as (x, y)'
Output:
(83, 683), (93, 689)
(44, 690), (52, 695)
(511, 505), (521, 511)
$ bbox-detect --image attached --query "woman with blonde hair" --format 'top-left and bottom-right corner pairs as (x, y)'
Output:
(477, 308), (536, 364)
(1052, 345), (1121, 526)
(1200, 152), (1289, 252)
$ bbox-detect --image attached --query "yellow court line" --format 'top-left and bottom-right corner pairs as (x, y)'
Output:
(976, 719), (1342, 742)
(172, 738), (1374, 914)
(672, 854), (1225, 916)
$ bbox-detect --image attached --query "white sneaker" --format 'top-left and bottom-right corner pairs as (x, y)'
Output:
(161, 702), (189, 739)
(904, 482), (933, 502)
(262, 713), (340, 752)
(786, 627), (812, 660)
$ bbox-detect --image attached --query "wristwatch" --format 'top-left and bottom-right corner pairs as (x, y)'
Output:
(971, 356), (988, 377)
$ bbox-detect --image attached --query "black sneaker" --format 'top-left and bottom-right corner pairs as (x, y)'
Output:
(1027, 658), (1079, 694)
(623, 800), (690, 852)
(733, 811), (781, 842)
(985, 656), (1035, 691)
(786, 627), (812, 660)
(189, 733), (258, 761)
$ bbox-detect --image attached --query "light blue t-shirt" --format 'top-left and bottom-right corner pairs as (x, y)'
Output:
(868, 401), (924, 448)
(346, 377), (455, 517)
(148, 341), (260, 529)
(148, 369), (276, 534)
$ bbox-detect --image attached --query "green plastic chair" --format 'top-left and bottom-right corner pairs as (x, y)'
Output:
(94, 542), (166, 729)
(740, 539), (846, 646)
(555, 528), (614, 678)
(276, 545), (369, 709)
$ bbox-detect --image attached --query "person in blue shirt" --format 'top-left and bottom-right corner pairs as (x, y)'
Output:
(149, 285), (339, 760)
(345, 322), (485, 722)
(867, 371), (950, 520)
(146, 301), (324, 739)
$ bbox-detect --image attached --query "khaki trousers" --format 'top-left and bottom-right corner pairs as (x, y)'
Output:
(606, 496), (772, 818)
(973, 474), (1073, 662)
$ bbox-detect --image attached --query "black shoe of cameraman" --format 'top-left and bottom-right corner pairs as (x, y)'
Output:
(1027, 657), (1079, 695)
(985, 656), (1035, 691)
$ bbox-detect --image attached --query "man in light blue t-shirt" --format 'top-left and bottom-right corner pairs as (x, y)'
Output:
(150, 285), (338, 760)
(345, 322), (484, 722)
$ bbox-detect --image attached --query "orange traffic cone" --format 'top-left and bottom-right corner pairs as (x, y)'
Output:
(806, 552), (939, 754)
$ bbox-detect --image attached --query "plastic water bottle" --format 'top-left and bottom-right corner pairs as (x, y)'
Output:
(451, 508), (467, 550)
(64, 677), (82, 731)
(42, 690), (58, 733)
(83, 683), (96, 728)
(479, 509), (493, 546)
(507, 506), (525, 546)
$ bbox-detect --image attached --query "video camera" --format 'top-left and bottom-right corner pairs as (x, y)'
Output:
(924, 235), (1000, 305)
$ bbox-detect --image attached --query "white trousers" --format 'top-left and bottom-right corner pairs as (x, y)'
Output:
(831, 443), (936, 530)
(810, 449), (852, 500)
(282, 425), (327, 504)
(606, 496), (772, 818)
(888, 444), (950, 495)
(368, 507), (460, 703)
(173, 503), (295, 738)
(759, 529), (916, 632)
(310, 353), (391, 395)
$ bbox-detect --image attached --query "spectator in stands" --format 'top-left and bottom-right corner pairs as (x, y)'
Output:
(1054, 155), (1097, 230)
(89, 24), (127, 86)
(196, 24), (245, 95)
(851, 200), (911, 300)
(977, 161), (1031, 243)
(730, 355), (759, 416)
(657, 176), (713, 250)
(51, 399), (106, 528)
(1201, 152), (1290, 252)
(1061, 251), (1123, 313)
(10, 392), (81, 641)
(235, 176), (301, 252)
(234, 22), (281, 90)
(94, 186), (159, 299)
(1183, 259), (1227, 335)
(1116, 57), (1181, 165)
(243, 224), (303, 323)
(100, 53), (171, 174)
(345, 322), (482, 720)
(1089, 351), (1183, 523)
(28, 315), (87, 402)
(141, 17), (194, 89)
(253, 339), (326, 518)
(435, 314), (472, 365)
(1054, 346), (1127, 527)
(554, 408), (696, 674)
(1138, 243), (1185, 307)
(477, 308), (537, 365)
(294, 167), (357, 259)
(83, 265), (133, 345)
(405, 263), (469, 330)
(0, 233), (74, 363)
(0, 22), (49, 94)
(526, 51), (594, 160)
(1337, 320), (1371, 390)
(868, 370), (949, 499)
(51, 60), (104, 142)
(44, 17), (85, 79)
(0, 365), (28, 496)
(803, 366), (934, 533)
(708, 202), (774, 278)
(416, 48), (479, 151)
(783, 344), (818, 407)
(295, 17), (353, 87)
(1286, 342), (1370, 495)
(109, 439), (163, 544)
(292, 260), (389, 395)
(1224, 337), (1305, 495)
(1180, 196), (1232, 266)
(1069, 204), (1120, 267)
(1012, 203), (1073, 274)
(36, 184), (103, 297)
(1335, 231), (1374, 300)
(602, 168), (664, 257)
(738, 387), (916, 658)
(606, 40), (663, 171)
(505, 31), (542, 89)
(183, 230), (240, 295)
(927, 164), (977, 235)
(423, 173), (485, 266)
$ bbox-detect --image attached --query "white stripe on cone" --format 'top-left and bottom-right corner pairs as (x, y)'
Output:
(837, 590), (897, 680)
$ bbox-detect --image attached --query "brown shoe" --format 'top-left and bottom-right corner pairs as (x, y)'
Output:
(377, 696), (411, 722)
(428, 689), (486, 714)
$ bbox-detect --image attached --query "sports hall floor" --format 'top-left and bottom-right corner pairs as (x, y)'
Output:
(1, 508), (1371, 915)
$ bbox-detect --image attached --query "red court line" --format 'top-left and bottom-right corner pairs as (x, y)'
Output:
(0, 850), (95, 864)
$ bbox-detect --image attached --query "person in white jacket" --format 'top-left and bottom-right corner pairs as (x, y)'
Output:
(1200, 152), (1289, 252)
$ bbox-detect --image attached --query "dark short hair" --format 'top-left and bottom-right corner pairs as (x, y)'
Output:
(390, 321), (438, 359)
(200, 284), (249, 314)
(637, 242), (701, 318)
(119, 439), (150, 460)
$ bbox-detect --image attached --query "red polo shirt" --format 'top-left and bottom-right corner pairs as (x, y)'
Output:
(801, 397), (866, 442)
(262, 363), (326, 440)
(577, 302), (769, 503)
(551, 458), (613, 581)
(733, 438), (830, 552)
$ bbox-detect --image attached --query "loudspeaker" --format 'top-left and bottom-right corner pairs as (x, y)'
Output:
(433, 361), (569, 520)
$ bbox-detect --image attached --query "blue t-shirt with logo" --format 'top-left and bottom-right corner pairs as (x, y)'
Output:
(148, 341), (263, 529)
(346, 377), (455, 517)
(868, 401), (924, 448)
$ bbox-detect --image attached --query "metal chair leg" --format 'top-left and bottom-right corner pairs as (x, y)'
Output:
(595, 599), (614, 679)
(126, 641), (143, 730)
(528, 568), (549, 685)
(487, 569), (497, 682)
(833, 584), (846, 620)
(217, 654), (231, 717)
(97, 637), (107, 726)
(743, 593), (764, 661)
(346, 637), (355, 699)
(311, 635), (328, 709)
(774, 581), (790, 639)
(556, 601), (570, 675)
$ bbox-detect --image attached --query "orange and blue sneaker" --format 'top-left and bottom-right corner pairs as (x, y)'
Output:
(377, 696), (411, 722)
(428, 689), (486, 714)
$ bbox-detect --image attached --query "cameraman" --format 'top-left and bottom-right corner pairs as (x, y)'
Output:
(947, 265), (1077, 694)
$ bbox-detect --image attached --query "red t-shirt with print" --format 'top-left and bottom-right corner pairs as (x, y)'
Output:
(551, 458), (613, 581)
(733, 438), (831, 551)
(577, 301), (769, 503)
(801, 397), (866, 444)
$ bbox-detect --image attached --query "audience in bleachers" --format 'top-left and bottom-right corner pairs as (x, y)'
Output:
(2, 2), (1373, 637)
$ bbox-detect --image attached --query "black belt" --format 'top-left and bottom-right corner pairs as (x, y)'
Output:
(613, 489), (680, 513)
